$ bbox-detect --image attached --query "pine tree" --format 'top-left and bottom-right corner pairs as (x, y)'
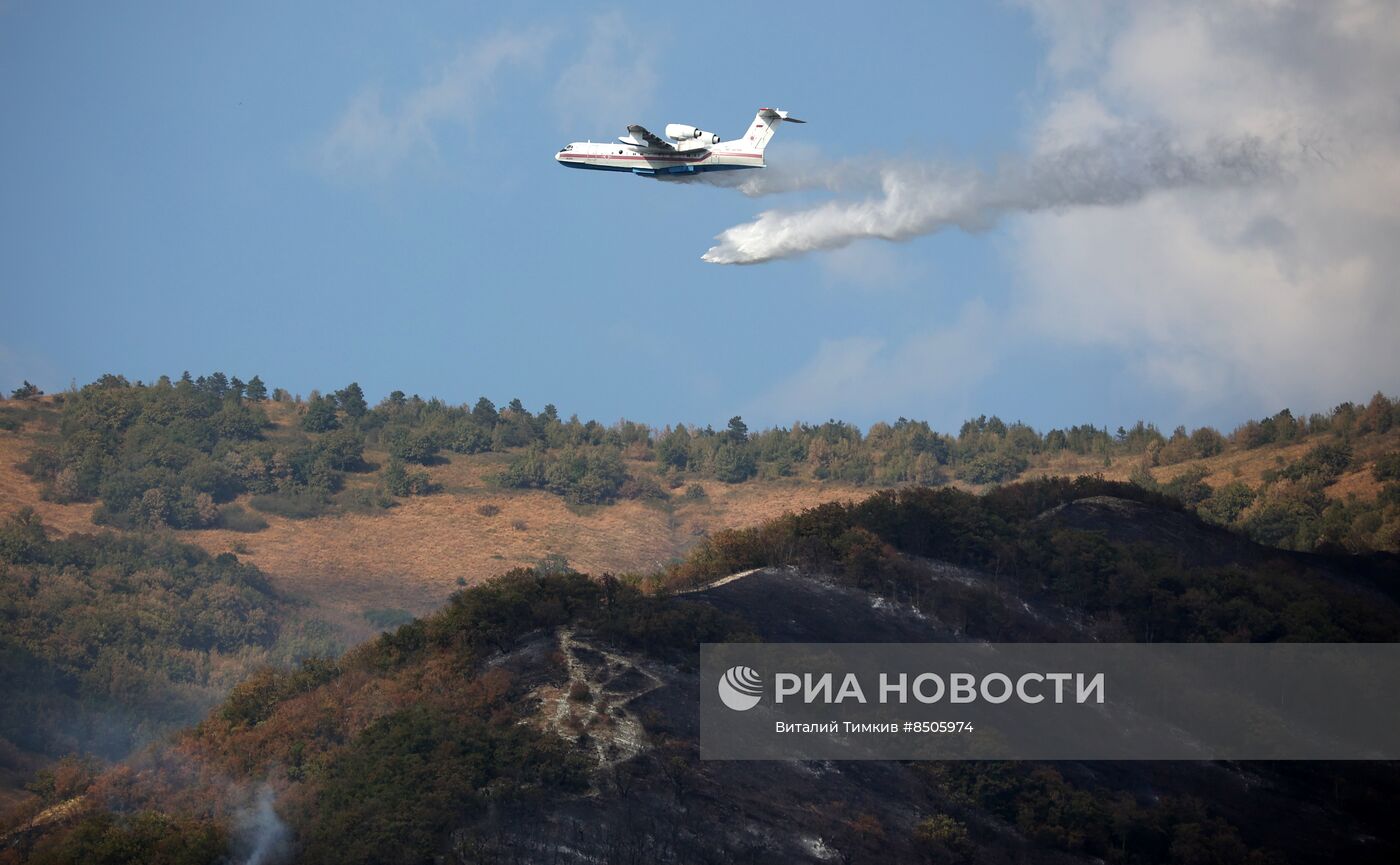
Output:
(726, 416), (749, 444)
(336, 382), (368, 419)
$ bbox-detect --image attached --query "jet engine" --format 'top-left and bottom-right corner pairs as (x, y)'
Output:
(665, 124), (720, 145)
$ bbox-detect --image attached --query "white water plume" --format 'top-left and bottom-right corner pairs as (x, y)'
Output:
(701, 129), (1293, 265)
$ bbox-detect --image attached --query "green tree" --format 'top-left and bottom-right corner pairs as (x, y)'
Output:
(726, 415), (749, 444)
(302, 394), (340, 432)
(383, 456), (433, 497)
(1375, 452), (1400, 482)
(656, 424), (692, 470)
(386, 427), (439, 464)
(1190, 426), (1225, 457)
(315, 428), (366, 470)
(206, 371), (230, 397)
(1198, 482), (1254, 526)
(472, 397), (499, 428)
(337, 382), (368, 419)
(711, 441), (756, 483)
(10, 380), (43, 400)
(244, 375), (268, 402)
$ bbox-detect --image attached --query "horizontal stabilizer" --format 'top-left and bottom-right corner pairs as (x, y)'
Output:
(759, 108), (805, 124)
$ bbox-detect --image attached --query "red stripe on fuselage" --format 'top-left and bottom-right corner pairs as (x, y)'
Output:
(559, 151), (762, 162)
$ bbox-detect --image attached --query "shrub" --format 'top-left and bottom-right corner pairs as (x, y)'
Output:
(214, 504), (268, 533)
(1200, 482), (1256, 525)
(1278, 441), (1353, 483)
(314, 428), (366, 471)
(385, 427), (441, 464)
(446, 421), (493, 454)
(1373, 452), (1400, 483)
(1242, 499), (1320, 549)
(498, 445), (627, 504)
(1158, 465), (1212, 506)
(476, 503), (501, 517)
(30, 811), (228, 864)
(219, 658), (341, 727)
(383, 457), (435, 497)
(250, 490), (331, 520)
(955, 452), (1029, 484)
(338, 486), (394, 513)
(301, 707), (587, 865)
(711, 442), (757, 483)
(362, 608), (415, 630)
(9, 380), (42, 400)
(301, 394), (340, 432)
(620, 472), (668, 500)
(913, 814), (970, 861)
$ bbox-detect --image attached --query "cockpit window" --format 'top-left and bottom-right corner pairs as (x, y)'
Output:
(558, 144), (573, 152)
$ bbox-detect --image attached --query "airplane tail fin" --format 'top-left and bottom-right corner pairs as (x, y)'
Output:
(740, 108), (804, 152)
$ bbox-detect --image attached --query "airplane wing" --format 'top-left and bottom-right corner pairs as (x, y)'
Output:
(625, 124), (674, 151)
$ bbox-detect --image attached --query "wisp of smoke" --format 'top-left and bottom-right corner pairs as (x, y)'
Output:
(681, 150), (881, 197)
(700, 129), (1291, 265)
(234, 786), (290, 865)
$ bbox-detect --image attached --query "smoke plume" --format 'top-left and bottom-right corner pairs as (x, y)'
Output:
(233, 786), (291, 865)
(700, 129), (1292, 265)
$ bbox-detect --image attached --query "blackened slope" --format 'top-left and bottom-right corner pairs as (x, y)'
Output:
(682, 567), (945, 642)
(1040, 495), (1400, 601)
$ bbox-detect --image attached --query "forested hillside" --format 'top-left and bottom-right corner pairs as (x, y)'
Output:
(3, 373), (1398, 846)
(6, 373), (1400, 560)
(4, 482), (1396, 864)
(0, 510), (336, 813)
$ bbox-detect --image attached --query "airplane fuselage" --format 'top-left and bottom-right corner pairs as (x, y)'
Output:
(556, 109), (800, 177)
(554, 142), (765, 176)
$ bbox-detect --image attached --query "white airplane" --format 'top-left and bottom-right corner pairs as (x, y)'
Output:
(555, 107), (804, 177)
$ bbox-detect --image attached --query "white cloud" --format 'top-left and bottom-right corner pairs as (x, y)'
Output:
(551, 11), (658, 131)
(317, 29), (553, 179)
(1014, 0), (1400, 413)
(745, 301), (1003, 425)
(1017, 0), (1120, 77)
(742, 0), (1400, 421)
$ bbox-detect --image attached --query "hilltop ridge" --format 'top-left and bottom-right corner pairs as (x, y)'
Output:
(2, 378), (1397, 624)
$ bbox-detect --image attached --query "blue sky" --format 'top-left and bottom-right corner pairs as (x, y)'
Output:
(3, 1), (1396, 433)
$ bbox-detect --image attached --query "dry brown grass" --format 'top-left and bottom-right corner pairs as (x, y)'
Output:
(0, 420), (866, 617)
(4, 396), (1395, 621)
(1158, 441), (1315, 489)
(1025, 430), (1398, 504)
(188, 459), (869, 617)
(0, 419), (97, 536)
